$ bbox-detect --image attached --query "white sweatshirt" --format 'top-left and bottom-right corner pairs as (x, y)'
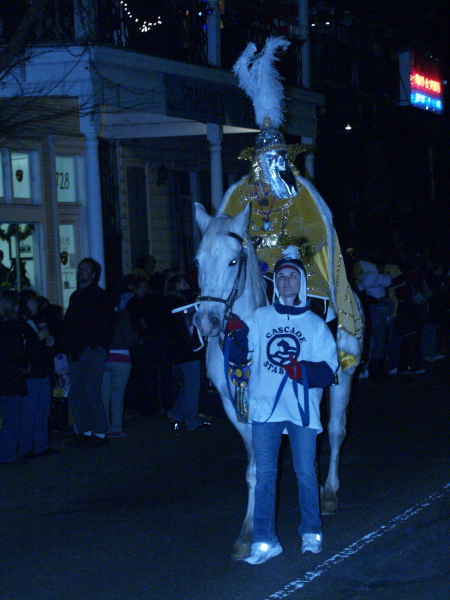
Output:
(245, 304), (338, 432)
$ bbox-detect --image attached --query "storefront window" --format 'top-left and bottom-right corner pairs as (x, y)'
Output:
(0, 222), (39, 290)
(55, 155), (85, 203)
(11, 153), (31, 199)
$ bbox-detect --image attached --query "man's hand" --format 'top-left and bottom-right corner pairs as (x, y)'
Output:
(284, 354), (302, 380)
(37, 328), (49, 342)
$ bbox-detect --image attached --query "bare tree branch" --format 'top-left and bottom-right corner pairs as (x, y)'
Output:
(0, 0), (52, 75)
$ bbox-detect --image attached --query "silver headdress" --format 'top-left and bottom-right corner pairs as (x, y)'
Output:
(233, 37), (300, 199)
(233, 36), (290, 152)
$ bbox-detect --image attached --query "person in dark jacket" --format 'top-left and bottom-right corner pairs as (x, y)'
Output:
(63, 258), (116, 448)
(125, 276), (165, 415)
(101, 306), (139, 437)
(0, 289), (28, 464)
(164, 275), (209, 431)
(18, 289), (60, 458)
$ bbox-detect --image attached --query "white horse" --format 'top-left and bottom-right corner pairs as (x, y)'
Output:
(194, 201), (356, 560)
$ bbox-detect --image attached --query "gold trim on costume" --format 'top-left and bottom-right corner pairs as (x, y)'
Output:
(222, 171), (364, 372)
(252, 233), (282, 250)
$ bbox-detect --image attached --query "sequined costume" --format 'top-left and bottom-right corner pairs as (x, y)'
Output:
(219, 153), (363, 374)
(227, 37), (363, 373)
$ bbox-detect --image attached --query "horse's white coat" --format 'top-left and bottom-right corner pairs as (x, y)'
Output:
(194, 202), (359, 559)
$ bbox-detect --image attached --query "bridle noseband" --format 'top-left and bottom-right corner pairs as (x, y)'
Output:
(197, 231), (247, 321)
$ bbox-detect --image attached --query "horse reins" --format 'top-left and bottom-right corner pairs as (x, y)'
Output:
(197, 231), (247, 321)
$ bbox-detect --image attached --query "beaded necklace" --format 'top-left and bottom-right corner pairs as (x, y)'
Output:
(254, 182), (278, 231)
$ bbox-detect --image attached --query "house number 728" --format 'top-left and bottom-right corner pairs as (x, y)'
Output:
(56, 172), (70, 190)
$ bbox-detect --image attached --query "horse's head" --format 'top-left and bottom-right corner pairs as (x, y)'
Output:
(193, 202), (256, 337)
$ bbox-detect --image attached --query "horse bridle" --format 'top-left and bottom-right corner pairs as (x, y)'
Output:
(197, 231), (247, 321)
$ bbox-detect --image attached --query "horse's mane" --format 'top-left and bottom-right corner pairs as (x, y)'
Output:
(244, 235), (268, 309)
(198, 213), (268, 309)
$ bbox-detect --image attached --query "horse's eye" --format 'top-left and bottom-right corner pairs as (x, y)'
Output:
(229, 259), (238, 266)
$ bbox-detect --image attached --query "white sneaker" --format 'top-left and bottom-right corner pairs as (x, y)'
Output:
(244, 542), (283, 565)
(302, 532), (322, 554)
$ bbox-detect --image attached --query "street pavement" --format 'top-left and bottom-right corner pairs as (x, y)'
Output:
(1, 344), (449, 600)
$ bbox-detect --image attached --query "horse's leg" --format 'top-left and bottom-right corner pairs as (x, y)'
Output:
(321, 370), (351, 514)
(232, 439), (255, 560)
(218, 394), (255, 560)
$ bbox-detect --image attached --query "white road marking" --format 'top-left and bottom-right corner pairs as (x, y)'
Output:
(264, 483), (450, 599)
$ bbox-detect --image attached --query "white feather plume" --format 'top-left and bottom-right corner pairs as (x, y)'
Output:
(232, 36), (290, 129)
(281, 245), (299, 260)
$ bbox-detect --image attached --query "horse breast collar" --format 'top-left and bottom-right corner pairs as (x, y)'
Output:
(197, 231), (247, 320)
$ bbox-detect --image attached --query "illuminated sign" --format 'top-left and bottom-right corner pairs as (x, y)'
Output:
(399, 51), (443, 114)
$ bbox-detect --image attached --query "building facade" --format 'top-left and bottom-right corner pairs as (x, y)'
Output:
(0, 0), (323, 306)
(1, 1), (448, 307)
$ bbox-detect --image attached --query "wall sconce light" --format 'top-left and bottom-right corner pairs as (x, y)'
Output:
(157, 162), (169, 185)
(345, 123), (352, 131)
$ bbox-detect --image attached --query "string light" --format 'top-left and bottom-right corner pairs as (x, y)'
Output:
(120, 1), (162, 32)
(120, 0), (219, 33)
(119, 1), (215, 34)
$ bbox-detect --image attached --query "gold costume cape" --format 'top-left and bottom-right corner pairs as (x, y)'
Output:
(219, 173), (363, 374)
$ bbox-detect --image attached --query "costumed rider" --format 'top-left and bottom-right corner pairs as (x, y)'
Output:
(220, 37), (363, 374)
(224, 245), (338, 565)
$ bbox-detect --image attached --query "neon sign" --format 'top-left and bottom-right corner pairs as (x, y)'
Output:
(410, 73), (441, 94)
(400, 51), (444, 113)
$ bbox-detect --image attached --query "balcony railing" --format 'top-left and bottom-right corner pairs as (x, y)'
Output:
(0, 0), (305, 88)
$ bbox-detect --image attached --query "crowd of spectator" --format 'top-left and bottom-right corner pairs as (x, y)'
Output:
(344, 249), (450, 380)
(2, 246), (448, 464)
(0, 254), (210, 465)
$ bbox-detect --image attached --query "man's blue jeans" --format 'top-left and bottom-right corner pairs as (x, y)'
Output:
(368, 304), (389, 360)
(69, 346), (108, 435)
(0, 395), (22, 463)
(19, 376), (52, 455)
(170, 360), (201, 429)
(252, 421), (321, 545)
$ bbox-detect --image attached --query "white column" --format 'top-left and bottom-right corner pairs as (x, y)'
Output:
(206, 0), (221, 66)
(206, 1), (223, 212)
(45, 135), (63, 302)
(302, 136), (315, 181)
(74, 0), (96, 41)
(299, 2), (316, 180)
(299, 0), (310, 89)
(207, 122), (223, 211)
(84, 132), (106, 287)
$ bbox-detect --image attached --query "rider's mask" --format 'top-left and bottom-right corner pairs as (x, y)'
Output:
(259, 149), (298, 199)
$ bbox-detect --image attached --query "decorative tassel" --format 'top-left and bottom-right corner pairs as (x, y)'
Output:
(234, 386), (249, 423)
(228, 361), (252, 422)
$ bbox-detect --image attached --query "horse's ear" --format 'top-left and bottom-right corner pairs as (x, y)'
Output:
(195, 202), (211, 234)
(231, 203), (251, 238)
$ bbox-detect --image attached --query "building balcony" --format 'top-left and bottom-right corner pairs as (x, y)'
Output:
(1, 0), (306, 88)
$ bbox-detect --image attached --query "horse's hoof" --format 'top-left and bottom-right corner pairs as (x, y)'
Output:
(321, 503), (337, 515)
(321, 492), (338, 515)
(231, 543), (251, 561)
